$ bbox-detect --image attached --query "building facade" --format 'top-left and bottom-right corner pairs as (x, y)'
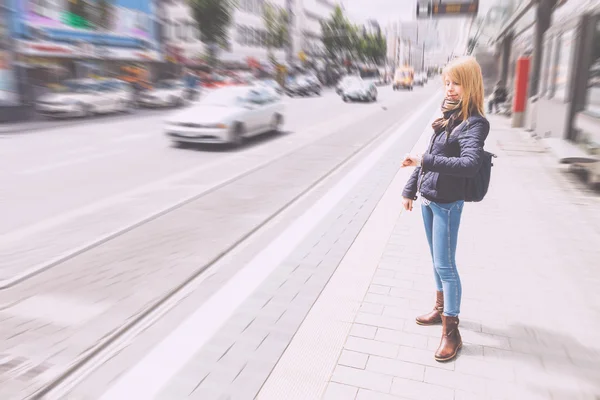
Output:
(12, 0), (161, 80)
(160, 0), (204, 70)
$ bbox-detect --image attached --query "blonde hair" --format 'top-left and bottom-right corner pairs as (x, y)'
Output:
(442, 56), (485, 120)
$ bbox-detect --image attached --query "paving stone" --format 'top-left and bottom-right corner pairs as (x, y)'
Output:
(322, 382), (359, 400)
(339, 349), (369, 370)
(331, 365), (393, 393)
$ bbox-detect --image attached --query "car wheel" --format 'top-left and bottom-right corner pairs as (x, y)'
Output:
(79, 103), (91, 118)
(173, 141), (191, 149)
(230, 123), (245, 148)
(271, 113), (283, 133)
(342, 95), (349, 103)
(121, 99), (132, 113)
(176, 97), (185, 107)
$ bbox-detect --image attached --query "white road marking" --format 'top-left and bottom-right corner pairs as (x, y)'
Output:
(97, 94), (439, 400)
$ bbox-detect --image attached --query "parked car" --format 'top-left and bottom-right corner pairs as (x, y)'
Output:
(336, 76), (362, 95)
(285, 75), (321, 97)
(341, 80), (378, 103)
(165, 86), (285, 147)
(138, 79), (187, 108)
(36, 78), (133, 118)
(257, 79), (284, 95)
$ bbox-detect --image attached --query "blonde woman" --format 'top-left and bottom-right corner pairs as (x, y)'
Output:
(401, 56), (490, 362)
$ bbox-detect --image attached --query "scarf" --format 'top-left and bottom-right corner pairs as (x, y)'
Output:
(431, 98), (462, 135)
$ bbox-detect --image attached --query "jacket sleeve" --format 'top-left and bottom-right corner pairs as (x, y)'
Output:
(421, 119), (490, 178)
(402, 167), (421, 199)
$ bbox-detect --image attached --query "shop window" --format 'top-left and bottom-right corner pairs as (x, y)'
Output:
(553, 28), (577, 102)
(180, 20), (187, 40)
(260, 30), (266, 47)
(539, 36), (553, 98)
(584, 17), (600, 117)
(236, 24), (244, 44)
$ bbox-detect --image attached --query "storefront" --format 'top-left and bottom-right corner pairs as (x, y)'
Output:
(0, 3), (18, 106)
(535, 6), (600, 147)
(12, 0), (162, 92)
(0, 0), (31, 121)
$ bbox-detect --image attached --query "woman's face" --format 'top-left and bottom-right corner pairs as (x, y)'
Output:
(444, 75), (463, 101)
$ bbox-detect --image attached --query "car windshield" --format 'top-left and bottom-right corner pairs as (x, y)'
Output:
(199, 88), (249, 107)
(156, 80), (180, 89)
(347, 81), (365, 90)
(344, 77), (361, 86)
(60, 81), (96, 93)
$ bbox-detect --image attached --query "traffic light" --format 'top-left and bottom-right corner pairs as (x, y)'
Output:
(417, 1), (479, 19)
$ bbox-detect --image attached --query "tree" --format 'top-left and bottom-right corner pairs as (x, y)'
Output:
(263, 3), (288, 65)
(189, 0), (236, 65)
(354, 30), (386, 65)
(321, 6), (357, 62)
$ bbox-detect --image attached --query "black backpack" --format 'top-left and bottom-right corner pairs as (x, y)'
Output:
(463, 119), (496, 202)
(464, 150), (496, 202)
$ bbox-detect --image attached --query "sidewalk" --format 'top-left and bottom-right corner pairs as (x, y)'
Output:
(261, 114), (600, 399)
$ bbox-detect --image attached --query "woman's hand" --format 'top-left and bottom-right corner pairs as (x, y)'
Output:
(402, 153), (422, 168)
(402, 197), (414, 212)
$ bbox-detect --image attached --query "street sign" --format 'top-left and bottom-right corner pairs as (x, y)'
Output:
(417, 1), (479, 19)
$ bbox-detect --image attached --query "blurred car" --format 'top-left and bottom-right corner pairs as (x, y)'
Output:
(414, 73), (425, 86)
(165, 86), (285, 147)
(336, 76), (362, 95)
(393, 67), (414, 91)
(138, 79), (187, 108)
(36, 78), (133, 118)
(341, 80), (377, 103)
(285, 75), (321, 97)
(257, 79), (284, 95)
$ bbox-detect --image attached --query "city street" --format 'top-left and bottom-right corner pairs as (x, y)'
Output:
(0, 84), (441, 398)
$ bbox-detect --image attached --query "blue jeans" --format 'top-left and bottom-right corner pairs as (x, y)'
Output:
(421, 200), (464, 317)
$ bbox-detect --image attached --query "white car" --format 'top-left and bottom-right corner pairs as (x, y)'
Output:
(165, 85), (285, 147)
(341, 80), (378, 103)
(414, 73), (425, 86)
(139, 79), (187, 108)
(336, 76), (362, 95)
(36, 79), (134, 118)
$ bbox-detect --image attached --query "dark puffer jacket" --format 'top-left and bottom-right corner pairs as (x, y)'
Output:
(402, 114), (490, 203)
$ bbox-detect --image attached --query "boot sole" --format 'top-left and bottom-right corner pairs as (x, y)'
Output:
(434, 342), (462, 362)
(415, 319), (442, 326)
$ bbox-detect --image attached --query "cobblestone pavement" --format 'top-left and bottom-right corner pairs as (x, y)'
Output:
(314, 114), (600, 400)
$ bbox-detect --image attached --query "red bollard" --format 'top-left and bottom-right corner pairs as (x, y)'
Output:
(512, 56), (530, 127)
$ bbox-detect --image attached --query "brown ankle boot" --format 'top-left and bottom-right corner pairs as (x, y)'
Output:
(435, 315), (462, 362)
(415, 291), (443, 325)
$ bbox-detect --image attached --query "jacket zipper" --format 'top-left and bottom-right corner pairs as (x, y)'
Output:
(415, 119), (470, 199)
(416, 132), (438, 198)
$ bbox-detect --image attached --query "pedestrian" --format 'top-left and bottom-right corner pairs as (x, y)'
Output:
(488, 80), (507, 114)
(401, 56), (490, 362)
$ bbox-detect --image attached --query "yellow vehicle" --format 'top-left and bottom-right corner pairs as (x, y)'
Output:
(393, 67), (414, 91)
